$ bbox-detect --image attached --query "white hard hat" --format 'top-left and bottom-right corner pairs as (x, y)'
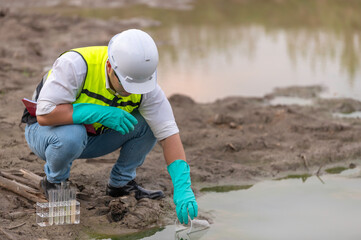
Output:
(108, 29), (159, 94)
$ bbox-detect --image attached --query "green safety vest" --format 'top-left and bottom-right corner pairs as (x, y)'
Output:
(49, 46), (142, 134)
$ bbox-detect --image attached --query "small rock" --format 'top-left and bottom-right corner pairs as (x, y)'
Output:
(0, 8), (8, 18)
(226, 143), (238, 152)
(213, 114), (236, 125)
(213, 114), (224, 124)
(229, 122), (237, 128)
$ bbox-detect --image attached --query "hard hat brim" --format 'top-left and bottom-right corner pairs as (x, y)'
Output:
(116, 70), (157, 94)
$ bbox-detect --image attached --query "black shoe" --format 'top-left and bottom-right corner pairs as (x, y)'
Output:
(40, 176), (69, 200)
(40, 176), (60, 200)
(106, 180), (165, 200)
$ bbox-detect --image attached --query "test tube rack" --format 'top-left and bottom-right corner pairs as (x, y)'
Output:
(36, 182), (80, 227)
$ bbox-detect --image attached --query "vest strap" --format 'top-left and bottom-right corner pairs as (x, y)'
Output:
(81, 89), (141, 108)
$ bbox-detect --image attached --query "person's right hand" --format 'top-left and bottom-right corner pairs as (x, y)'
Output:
(168, 159), (198, 224)
(72, 103), (138, 134)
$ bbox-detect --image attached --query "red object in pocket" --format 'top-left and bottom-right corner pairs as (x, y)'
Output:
(84, 124), (96, 134)
(22, 98), (37, 116)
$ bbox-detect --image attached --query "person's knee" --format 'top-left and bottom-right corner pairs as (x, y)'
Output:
(48, 125), (87, 160)
(61, 126), (87, 153)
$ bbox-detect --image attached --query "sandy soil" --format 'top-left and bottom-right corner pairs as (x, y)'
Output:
(1, 2), (361, 239)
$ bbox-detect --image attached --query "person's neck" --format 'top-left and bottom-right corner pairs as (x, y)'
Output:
(108, 75), (116, 92)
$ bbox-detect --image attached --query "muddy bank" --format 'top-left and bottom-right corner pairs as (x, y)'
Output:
(1, 5), (361, 240)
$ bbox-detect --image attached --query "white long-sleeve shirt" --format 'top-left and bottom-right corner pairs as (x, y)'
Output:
(36, 51), (179, 141)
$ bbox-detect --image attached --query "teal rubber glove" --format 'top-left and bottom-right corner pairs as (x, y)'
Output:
(167, 159), (198, 224)
(72, 103), (138, 135)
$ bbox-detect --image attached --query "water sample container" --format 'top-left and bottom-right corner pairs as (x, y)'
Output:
(36, 183), (80, 227)
(175, 218), (210, 240)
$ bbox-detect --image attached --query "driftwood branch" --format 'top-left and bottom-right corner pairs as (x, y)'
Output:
(10, 180), (40, 195)
(0, 171), (40, 190)
(0, 171), (40, 194)
(20, 169), (42, 183)
(0, 176), (46, 203)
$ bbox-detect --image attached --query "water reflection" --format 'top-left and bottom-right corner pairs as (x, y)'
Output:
(155, 25), (361, 102)
(198, 171), (361, 240)
(30, 0), (361, 102)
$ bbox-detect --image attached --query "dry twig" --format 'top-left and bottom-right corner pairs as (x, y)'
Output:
(7, 222), (26, 230)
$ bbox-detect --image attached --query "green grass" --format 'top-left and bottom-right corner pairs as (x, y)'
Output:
(325, 167), (348, 174)
(276, 174), (312, 182)
(200, 184), (253, 193)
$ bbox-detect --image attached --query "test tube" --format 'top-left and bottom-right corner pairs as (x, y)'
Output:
(65, 182), (71, 224)
(74, 200), (80, 224)
(70, 188), (76, 224)
(54, 187), (59, 225)
(59, 182), (65, 224)
(36, 202), (46, 226)
(48, 189), (54, 226)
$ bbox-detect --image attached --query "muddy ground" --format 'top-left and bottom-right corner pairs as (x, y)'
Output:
(1, 1), (361, 239)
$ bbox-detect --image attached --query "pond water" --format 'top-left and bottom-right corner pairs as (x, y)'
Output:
(94, 168), (361, 240)
(31, 0), (361, 103)
(268, 96), (314, 106)
(196, 170), (361, 240)
(333, 111), (361, 119)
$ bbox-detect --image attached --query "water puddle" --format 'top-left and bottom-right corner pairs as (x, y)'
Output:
(333, 111), (361, 119)
(197, 170), (361, 240)
(268, 97), (314, 106)
(93, 168), (361, 239)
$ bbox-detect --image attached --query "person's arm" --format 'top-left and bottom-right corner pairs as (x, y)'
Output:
(139, 86), (198, 224)
(36, 52), (87, 123)
(38, 102), (138, 134)
(161, 133), (198, 225)
(38, 102), (138, 135)
(37, 104), (74, 126)
(160, 133), (186, 165)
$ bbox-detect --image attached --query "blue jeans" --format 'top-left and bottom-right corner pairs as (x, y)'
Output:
(24, 111), (157, 187)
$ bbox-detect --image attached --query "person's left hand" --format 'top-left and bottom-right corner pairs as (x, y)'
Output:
(168, 159), (198, 224)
